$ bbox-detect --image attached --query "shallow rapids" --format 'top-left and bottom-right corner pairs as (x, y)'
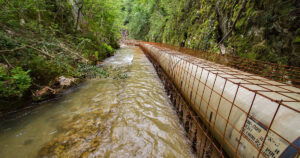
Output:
(0, 46), (194, 158)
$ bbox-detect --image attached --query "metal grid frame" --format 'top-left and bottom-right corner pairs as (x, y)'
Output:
(137, 41), (300, 158)
(141, 41), (300, 88)
(145, 46), (227, 157)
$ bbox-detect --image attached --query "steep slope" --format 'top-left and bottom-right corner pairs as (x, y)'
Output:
(124, 0), (300, 66)
(0, 0), (122, 111)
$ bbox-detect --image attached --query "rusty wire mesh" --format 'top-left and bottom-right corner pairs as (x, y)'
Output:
(133, 41), (300, 158)
(136, 41), (300, 88)
(147, 50), (227, 157)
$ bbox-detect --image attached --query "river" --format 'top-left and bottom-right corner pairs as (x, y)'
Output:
(0, 45), (194, 158)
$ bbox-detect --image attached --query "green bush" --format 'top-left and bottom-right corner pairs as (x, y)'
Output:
(84, 42), (115, 61)
(0, 66), (32, 98)
(77, 64), (108, 78)
(0, 31), (19, 50)
(100, 43), (114, 56)
(26, 55), (77, 85)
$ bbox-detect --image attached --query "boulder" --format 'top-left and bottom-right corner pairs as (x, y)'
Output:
(57, 76), (77, 87)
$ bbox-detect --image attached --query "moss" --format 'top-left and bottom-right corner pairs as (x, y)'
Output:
(252, 43), (269, 55)
(125, 0), (298, 66)
(293, 36), (300, 43)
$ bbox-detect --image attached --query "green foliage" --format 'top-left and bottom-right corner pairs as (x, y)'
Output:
(77, 64), (109, 78)
(82, 41), (115, 61)
(82, 0), (123, 46)
(0, 0), (124, 107)
(0, 66), (31, 98)
(0, 32), (19, 50)
(0, 0), (122, 58)
(123, 0), (155, 40)
(100, 43), (114, 56)
(294, 36), (300, 43)
(124, 0), (299, 66)
(26, 55), (75, 85)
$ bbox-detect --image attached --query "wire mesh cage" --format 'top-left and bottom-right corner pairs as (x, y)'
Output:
(133, 41), (300, 158)
(139, 42), (300, 88)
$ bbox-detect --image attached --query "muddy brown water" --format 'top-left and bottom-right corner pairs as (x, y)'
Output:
(0, 46), (194, 158)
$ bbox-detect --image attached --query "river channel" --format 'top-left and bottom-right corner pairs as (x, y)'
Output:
(0, 45), (194, 158)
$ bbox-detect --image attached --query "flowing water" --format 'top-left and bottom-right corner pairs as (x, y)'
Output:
(0, 46), (194, 158)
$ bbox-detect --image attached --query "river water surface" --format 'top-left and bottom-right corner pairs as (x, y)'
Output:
(0, 46), (194, 158)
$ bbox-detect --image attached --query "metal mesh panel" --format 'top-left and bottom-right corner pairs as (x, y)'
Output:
(140, 42), (300, 88)
(136, 42), (300, 158)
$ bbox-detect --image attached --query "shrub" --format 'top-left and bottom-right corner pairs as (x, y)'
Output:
(0, 66), (32, 98)
(77, 64), (109, 78)
(100, 43), (114, 56)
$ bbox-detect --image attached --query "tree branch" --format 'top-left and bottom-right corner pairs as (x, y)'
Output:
(1, 54), (13, 68)
(0, 44), (54, 59)
(0, 45), (28, 53)
(218, 0), (248, 45)
(26, 45), (55, 58)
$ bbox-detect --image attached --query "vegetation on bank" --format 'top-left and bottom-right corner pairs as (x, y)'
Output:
(0, 0), (123, 111)
(124, 0), (300, 67)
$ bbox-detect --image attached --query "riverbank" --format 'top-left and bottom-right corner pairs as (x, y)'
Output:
(0, 46), (139, 119)
(0, 81), (85, 119)
(0, 0), (123, 114)
(0, 24), (115, 114)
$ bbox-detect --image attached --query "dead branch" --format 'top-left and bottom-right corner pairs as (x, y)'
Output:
(0, 45), (28, 53)
(218, 0), (248, 45)
(26, 45), (55, 58)
(1, 54), (13, 68)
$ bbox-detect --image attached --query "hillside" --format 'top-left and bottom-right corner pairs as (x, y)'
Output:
(0, 0), (122, 110)
(124, 0), (300, 66)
